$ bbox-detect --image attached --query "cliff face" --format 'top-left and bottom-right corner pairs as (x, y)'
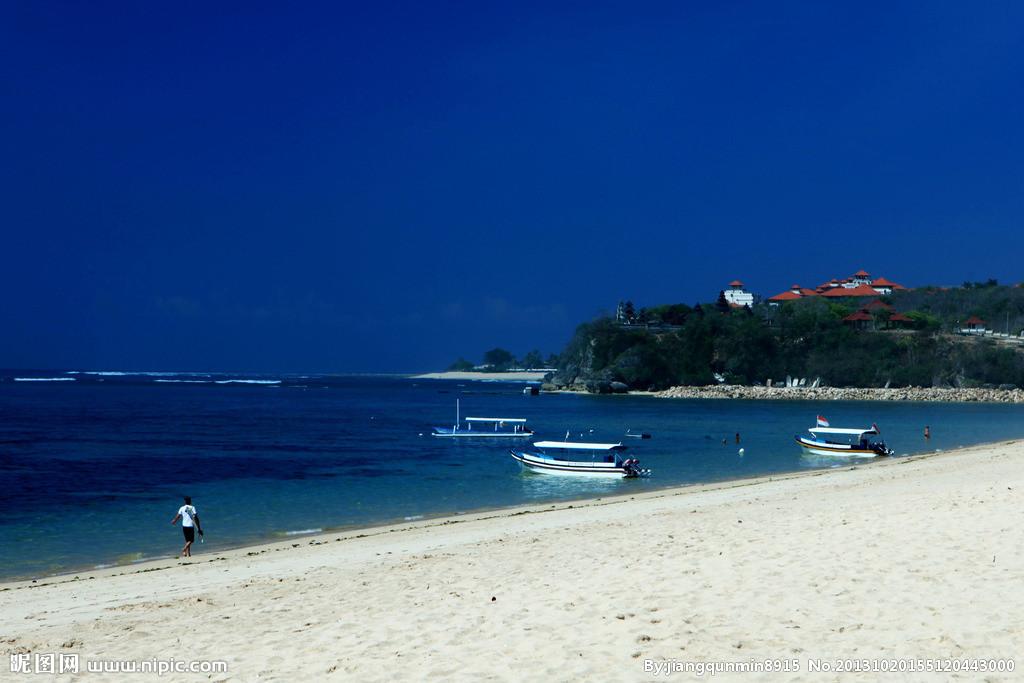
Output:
(542, 332), (629, 393)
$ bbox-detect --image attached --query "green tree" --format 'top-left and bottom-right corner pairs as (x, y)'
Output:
(715, 290), (731, 313)
(482, 348), (515, 370)
(520, 350), (544, 369)
(644, 303), (691, 326)
(447, 357), (474, 371)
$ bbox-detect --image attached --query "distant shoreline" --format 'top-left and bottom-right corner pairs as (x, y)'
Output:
(411, 371), (548, 381)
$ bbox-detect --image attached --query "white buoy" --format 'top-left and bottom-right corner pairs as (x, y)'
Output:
(738, 448), (745, 456)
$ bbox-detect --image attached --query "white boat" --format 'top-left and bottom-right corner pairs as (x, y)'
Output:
(510, 441), (650, 478)
(432, 400), (533, 438)
(795, 425), (893, 457)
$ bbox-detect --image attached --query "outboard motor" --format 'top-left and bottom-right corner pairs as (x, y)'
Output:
(872, 442), (893, 457)
(622, 459), (651, 478)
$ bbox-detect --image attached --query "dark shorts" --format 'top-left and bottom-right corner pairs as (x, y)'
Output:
(183, 526), (195, 543)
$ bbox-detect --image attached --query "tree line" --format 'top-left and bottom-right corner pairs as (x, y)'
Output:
(448, 348), (559, 372)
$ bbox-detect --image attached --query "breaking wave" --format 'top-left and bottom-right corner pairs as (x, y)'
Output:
(15, 377), (76, 382)
(154, 379), (210, 384)
(214, 380), (281, 385)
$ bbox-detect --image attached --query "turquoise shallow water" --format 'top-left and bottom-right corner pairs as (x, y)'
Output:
(2, 371), (1024, 580)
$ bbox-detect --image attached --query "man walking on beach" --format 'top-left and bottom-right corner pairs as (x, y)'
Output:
(170, 496), (203, 558)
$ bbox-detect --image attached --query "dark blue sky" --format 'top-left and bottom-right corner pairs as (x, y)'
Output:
(4, 2), (1024, 372)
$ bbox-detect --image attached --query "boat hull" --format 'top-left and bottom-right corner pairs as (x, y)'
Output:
(795, 436), (888, 457)
(432, 428), (533, 438)
(509, 450), (633, 477)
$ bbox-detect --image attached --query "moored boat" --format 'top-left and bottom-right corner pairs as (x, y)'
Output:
(510, 441), (650, 477)
(795, 423), (893, 457)
(432, 400), (533, 437)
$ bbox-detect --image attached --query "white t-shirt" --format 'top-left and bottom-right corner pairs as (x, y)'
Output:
(179, 505), (198, 528)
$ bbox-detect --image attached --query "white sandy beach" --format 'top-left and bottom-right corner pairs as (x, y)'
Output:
(3, 442), (1023, 681)
(411, 371), (548, 381)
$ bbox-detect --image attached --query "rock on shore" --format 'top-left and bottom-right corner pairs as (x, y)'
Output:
(654, 385), (1024, 402)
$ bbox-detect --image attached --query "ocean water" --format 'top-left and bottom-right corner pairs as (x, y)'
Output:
(3, 370), (1024, 580)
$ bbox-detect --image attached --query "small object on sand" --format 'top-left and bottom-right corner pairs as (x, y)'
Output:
(491, 596), (496, 602)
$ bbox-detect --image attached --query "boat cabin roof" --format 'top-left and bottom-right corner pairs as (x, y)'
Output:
(465, 417), (527, 423)
(809, 427), (878, 436)
(533, 441), (626, 451)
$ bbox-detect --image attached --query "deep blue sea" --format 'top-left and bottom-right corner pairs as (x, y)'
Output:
(3, 370), (1024, 580)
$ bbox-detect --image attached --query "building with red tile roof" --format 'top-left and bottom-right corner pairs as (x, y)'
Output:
(768, 290), (803, 303)
(729, 270), (910, 308)
(843, 309), (874, 329)
(869, 276), (907, 294)
(888, 312), (913, 328)
(821, 284), (880, 298)
(963, 316), (987, 333)
(722, 280), (754, 307)
(767, 284), (819, 305)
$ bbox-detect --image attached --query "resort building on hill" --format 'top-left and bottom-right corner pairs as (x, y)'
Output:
(849, 269), (873, 287)
(768, 270), (909, 305)
(767, 284), (818, 305)
(821, 284), (881, 299)
(869, 277), (906, 295)
(722, 280), (754, 307)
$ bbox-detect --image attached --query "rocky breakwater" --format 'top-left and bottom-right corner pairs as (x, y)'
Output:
(654, 385), (1024, 403)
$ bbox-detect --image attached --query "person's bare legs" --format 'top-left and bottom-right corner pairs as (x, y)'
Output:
(181, 540), (192, 558)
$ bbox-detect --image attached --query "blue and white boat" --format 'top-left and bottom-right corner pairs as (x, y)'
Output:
(795, 425), (893, 457)
(431, 400), (533, 438)
(510, 440), (650, 478)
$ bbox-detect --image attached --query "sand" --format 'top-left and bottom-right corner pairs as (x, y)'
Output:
(410, 371), (548, 381)
(3, 442), (1023, 681)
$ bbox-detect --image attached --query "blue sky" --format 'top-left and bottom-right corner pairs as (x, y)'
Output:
(3, 1), (1024, 372)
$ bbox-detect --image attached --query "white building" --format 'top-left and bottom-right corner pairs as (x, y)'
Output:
(723, 280), (754, 307)
(846, 269), (873, 287)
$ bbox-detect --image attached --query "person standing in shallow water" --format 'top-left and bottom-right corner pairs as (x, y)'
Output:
(171, 496), (203, 558)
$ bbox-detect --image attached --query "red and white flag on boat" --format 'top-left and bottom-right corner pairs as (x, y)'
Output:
(816, 415), (830, 427)
(872, 422), (880, 433)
